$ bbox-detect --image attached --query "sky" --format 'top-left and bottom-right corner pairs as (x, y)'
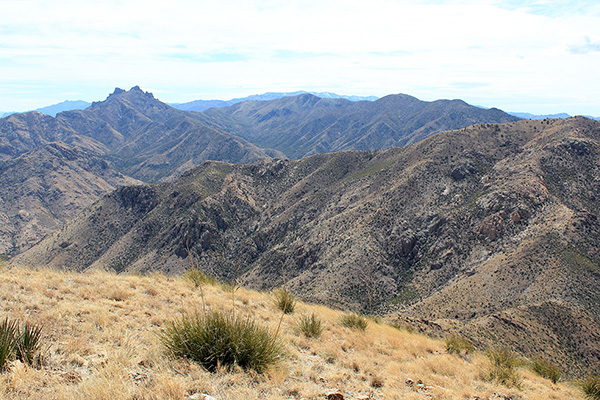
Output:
(1, 0), (599, 116)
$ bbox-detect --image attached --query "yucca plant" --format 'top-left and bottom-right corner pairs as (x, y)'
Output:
(485, 346), (521, 387)
(16, 322), (43, 366)
(160, 310), (285, 373)
(445, 335), (474, 355)
(272, 288), (296, 314)
(183, 268), (217, 288)
(0, 318), (43, 370)
(530, 357), (561, 384)
(0, 318), (18, 371)
(296, 313), (324, 338)
(340, 313), (369, 331)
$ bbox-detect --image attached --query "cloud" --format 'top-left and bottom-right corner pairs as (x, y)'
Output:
(0, 0), (599, 116)
(568, 36), (600, 54)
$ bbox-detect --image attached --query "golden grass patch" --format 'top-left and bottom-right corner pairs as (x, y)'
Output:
(0, 265), (587, 400)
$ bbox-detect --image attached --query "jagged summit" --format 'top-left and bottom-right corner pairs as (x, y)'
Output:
(100, 85), (158, 107)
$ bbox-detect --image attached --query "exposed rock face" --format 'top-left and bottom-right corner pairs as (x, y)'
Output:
(14, 117), (600, 374)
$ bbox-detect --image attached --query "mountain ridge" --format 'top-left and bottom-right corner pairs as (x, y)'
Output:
(199, 92), (521, 159)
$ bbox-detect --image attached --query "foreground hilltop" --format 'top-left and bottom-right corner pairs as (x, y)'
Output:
(14, 116), (600, 375)
(0, 265), (586, 399)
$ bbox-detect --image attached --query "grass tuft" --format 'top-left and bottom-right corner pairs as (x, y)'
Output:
(485, 346), (521, 387)
(272, 288), (296, 314)
(531, 357), (561, 384)
(445, 335), (474, 355)
(580, 375), (600, 400)
(295, 313), (324, 338)
(159, 310), (285, 373)
(340, 313), (369, 331)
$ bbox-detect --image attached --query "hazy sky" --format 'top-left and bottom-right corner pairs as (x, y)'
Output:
(1, 0), (599, 115)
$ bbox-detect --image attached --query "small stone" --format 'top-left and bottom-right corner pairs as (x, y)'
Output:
(405, 378), (414, 387)
(325, 389), (344, 400)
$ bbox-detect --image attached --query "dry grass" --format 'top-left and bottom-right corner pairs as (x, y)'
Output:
(0, 265), (586, 400)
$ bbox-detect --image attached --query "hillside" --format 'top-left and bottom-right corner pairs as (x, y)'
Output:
(0, 265), (585, 399)
(200, 93), (520, 158)
(14, 116), (600, 375)
(0, 142), (139, 255)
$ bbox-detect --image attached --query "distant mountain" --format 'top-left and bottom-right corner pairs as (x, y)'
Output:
(0, 101), (90, 119)
(35, 100), (91, 117)
(171, 91), (378, 113)
(15, 116), (600, 375)
(200, 93), (521, 159)
(0, 86), (272, 182)
(0, 142), (138, 255)
(510, 112), (572, 120)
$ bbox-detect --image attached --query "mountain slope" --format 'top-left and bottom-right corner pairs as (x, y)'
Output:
(200, 93), (520, 158)
(0, 142), (139, 255)
(14, 116), (600, 374)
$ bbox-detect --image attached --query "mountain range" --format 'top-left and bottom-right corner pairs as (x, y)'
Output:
(199, 93), (520, 158)
(3, 86), (600, 375)
(13, 115), (600, 375)
(0, 86), (522, 255)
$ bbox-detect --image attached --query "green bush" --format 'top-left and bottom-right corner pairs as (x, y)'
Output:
(445, 335), (474, 355)
(581, 375), (600, 400)
(272, 288), (296, 314)
(183, 268), (217, 288)
(530, 357), (561, 384)
(159, 310), (285, 373)
(296, 313), (324, 338)
(0, 318), (43, 371)
(340, 313), (369, 331)
(485, 346), (521, 387)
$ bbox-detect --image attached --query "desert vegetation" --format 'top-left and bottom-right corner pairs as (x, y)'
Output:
(0, 265), (589, 399)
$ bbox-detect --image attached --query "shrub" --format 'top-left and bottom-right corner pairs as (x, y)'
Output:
(389, 321), (414, 333)
(485, 346), (521, 387)
(340, 313), (369, 331)
(272, 288), (296, 314)
(581, 375), (600, 400)
(531, 357), (561, 384)
(159, 310), (285, 373)
(183, 268), (217, 288)
(445, 335), (474, 355)
(295, 313), (324, 338)
(0, 318), (43, 371)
